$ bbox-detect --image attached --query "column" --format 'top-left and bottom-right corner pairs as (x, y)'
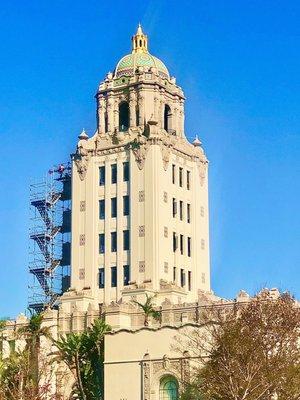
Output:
(107, 96), (114, 133)
(129, 91), (136, 127)
(98, 97), (106, 135)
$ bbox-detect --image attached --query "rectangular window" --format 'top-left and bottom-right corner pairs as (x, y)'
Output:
(173, 267), (176, 282)
(99, 166), (105, 186)
(111, 266), (117, 287)
(179, 201), (183, 220)
(111, 197), (117, 218)
(123, 230), (130, 250)
(123, 265), (130, 286)
(180, 234), (184, 255)
(123, 162), (129, 182)
(99, 233), (105, 254)
(172, 198), (177, 217)
(172, 164), (175, 184)
(99, 199), (105, 220)
(187, 237), (191, 257)
(99, 268), (105, 288)
(187, 171), (191, 190)
(111, 164), (117, 184)
(111, 232), (117, 252)
(180, 268), (185, 287)
(188, 271), (192, 291)
(179, 167), (183, 187)
(187, 204), (191, 223)
(173, 232), (177, 252)
(123, 195), (130, 216)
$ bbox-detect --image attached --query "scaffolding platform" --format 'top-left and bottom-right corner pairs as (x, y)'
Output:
(28, 163), (72, 312)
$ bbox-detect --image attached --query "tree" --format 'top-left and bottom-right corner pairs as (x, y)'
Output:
(0, 312), (59, 400)
(17, 312), (52, 394)
(53, 318), (111, 400)
(177, 292), (300, 400)
(133, 293), (161, 326)
(0, 319), (6, 359)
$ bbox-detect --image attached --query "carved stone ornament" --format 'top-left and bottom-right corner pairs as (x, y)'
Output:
(197, 159), (208, 186)
(131, 135), (150, 170)
(160, 142), (172, 170)
(74, 140), (92, 181)
(74, 152), (92, 181)
(143, 362), (151, 400)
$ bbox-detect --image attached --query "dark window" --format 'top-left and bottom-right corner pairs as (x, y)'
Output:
(123, 230), (130, 250)
(179, 167), (183, 187)
(172, 198), (177, 217)
(99, 268), (105, 288)
(136, 106), (140, 126)
(172, 164), (175, 184)
(180, 234), (184, 255)
(123, 162), (129, 181)
(119, 101), (129, 131)
(99, 234), (105, 254)
(187, 171), (191, 190)
(187, 204), (191, 223)
(99, 200), (105, 220)
(173, 232), (177, 252)
(111, 266), (117, 287)
(123, 195), (130, 216)
(111, 164), (117, 184)
(164, 104), (171, 132)
(104, 113), (108, 133)
(180, 268), (185, 287)
(99, 166), (105, 186)
(179, 201), (183, 220)
(123, 265), (130, 285)
(187, 237), (191, 257)
(188, 271), (192, 291)
(111, 232), (117, 252)
(111, 197), (117, 218)
(173, 267), (176, 282)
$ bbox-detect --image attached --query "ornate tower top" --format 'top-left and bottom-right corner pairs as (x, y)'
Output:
(131, 23), (148, 53)
(114, 25), (169, 79)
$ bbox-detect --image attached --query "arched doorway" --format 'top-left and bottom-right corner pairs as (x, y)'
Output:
(159, 375), (178, 400)
(119, 101), (129, 131)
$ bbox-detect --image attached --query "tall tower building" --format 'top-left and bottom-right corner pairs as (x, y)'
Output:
(61, 25), (210, 312)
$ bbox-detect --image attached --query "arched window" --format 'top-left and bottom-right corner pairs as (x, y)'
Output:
(159, 376), (178, 400)
(164, 104), (172, 132)
(119, 101), (129, 131)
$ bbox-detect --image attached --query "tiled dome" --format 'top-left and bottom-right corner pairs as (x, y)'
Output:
(114, 25), (170, 79)
(115, 52), (169, 79)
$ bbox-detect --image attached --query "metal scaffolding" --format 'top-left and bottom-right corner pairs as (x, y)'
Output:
(29, 163), (72, 312)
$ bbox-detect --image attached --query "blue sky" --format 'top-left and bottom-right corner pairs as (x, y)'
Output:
(0, 1), (299, 317)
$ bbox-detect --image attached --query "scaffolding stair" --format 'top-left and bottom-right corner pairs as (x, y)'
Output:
(30, 268), (50, 295)
(31, 192), (61, 228)
(30, 227), (61, 261)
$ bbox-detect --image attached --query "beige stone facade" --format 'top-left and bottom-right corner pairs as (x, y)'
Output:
(2, 26), (220, 400)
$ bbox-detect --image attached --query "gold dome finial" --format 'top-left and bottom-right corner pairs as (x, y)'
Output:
(132, 23), (148, 54)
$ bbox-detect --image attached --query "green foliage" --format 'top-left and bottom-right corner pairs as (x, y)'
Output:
(54, 318), (111, 400)
(17, 311), (52, 392)
(133, 293), (161, 326)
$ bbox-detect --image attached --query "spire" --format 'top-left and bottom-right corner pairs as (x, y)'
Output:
(137, 22), (143, 35)
(132, 23), (148, 54)
(78, 128), (88, 140)
(192, 135), (202, 147)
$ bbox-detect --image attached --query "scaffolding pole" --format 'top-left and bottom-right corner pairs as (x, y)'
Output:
(28, 163), (71, 312)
